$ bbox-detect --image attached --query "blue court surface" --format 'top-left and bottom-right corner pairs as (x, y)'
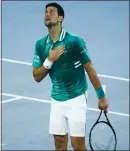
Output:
(1, 1), (129, 150)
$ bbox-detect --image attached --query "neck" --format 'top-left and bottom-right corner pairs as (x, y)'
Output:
(48, 25), (62, 42)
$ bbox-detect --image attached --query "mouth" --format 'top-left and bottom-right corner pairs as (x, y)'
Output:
(45, 19), (51, 21)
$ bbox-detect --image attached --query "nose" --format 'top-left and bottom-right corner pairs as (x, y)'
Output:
(45, 12), (50, 18)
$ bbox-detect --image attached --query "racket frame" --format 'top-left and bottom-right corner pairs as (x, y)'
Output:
(89, 110), (117, 151)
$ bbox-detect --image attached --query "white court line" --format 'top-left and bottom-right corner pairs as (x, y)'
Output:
(2, 58), (32, 66)
(97, 74), (129, 82)
(87, 108), (129, 117)
(2, 93), (50, 104)
(2, 97), (22, 104)
(1, 58), (129, 82)
(2, 92), (129, 117)
(1, 144), (6, 146)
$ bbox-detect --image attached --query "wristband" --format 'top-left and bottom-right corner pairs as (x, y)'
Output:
(43, 58), (54, 69)
(95, 87), (105, 99)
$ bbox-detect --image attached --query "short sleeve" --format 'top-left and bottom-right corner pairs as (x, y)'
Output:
(75, 37), (91, 65)
(32, 41), (43, 68)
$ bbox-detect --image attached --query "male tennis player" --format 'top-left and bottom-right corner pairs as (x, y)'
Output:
(32, 2), (108, 151)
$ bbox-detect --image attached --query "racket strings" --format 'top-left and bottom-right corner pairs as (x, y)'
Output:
(90, 123), (115, 150)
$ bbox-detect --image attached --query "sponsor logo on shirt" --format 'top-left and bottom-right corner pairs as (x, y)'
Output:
(33, 55), (41, 63)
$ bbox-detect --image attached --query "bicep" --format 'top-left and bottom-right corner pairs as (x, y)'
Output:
(84, 61), (97, 76)
(84, 61), (93, 72)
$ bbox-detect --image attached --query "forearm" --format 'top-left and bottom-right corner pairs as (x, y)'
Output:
(33, 66), (49, 82)
(33, 56), (54, 82)
(85, 62), (101, 88)
(84, 62), (105, 99)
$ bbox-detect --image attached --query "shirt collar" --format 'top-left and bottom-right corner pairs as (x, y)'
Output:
(46, 28), (66, 43)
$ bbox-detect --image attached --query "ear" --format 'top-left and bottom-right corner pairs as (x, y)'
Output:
(58, 16), (63, 22)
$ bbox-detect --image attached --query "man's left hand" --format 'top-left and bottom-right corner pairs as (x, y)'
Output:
(98, 97), (108, 112)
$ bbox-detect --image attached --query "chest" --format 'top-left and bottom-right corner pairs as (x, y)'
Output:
(41, 41), (79, 64)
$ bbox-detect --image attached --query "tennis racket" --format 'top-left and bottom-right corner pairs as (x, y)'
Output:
(89, 110), (117, 151)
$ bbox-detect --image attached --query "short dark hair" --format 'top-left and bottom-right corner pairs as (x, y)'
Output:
(46, 2), (64, 19)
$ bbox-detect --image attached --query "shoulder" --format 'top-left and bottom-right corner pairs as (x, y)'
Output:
(65, 31), (85, 44)
(34, 35), (48, 55)
(35, 35), (48, 47)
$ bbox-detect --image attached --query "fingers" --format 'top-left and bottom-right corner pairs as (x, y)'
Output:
(99, 107), (108, 113)
(56, 45), (65, 50)
(98, 102), (108, 113)
(51, 45), (65, 51)
(104, 101), (108, 112)
(56, 46), (65, 53)
(99, 105), (108, 112)
(48, 45), (65, 62)
(57, 46), (65, 55)
(98, 105), (103, 111)
(104, 108), (108, 113)
(104, 105), (108, 113)
(58, 50), (64, 57)
(53, 45), (65, 57)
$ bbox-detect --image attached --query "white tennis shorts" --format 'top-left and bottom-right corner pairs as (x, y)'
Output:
(49, 93), (88, 136)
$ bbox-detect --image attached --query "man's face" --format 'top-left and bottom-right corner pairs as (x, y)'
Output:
(44, 6), (62, 27)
